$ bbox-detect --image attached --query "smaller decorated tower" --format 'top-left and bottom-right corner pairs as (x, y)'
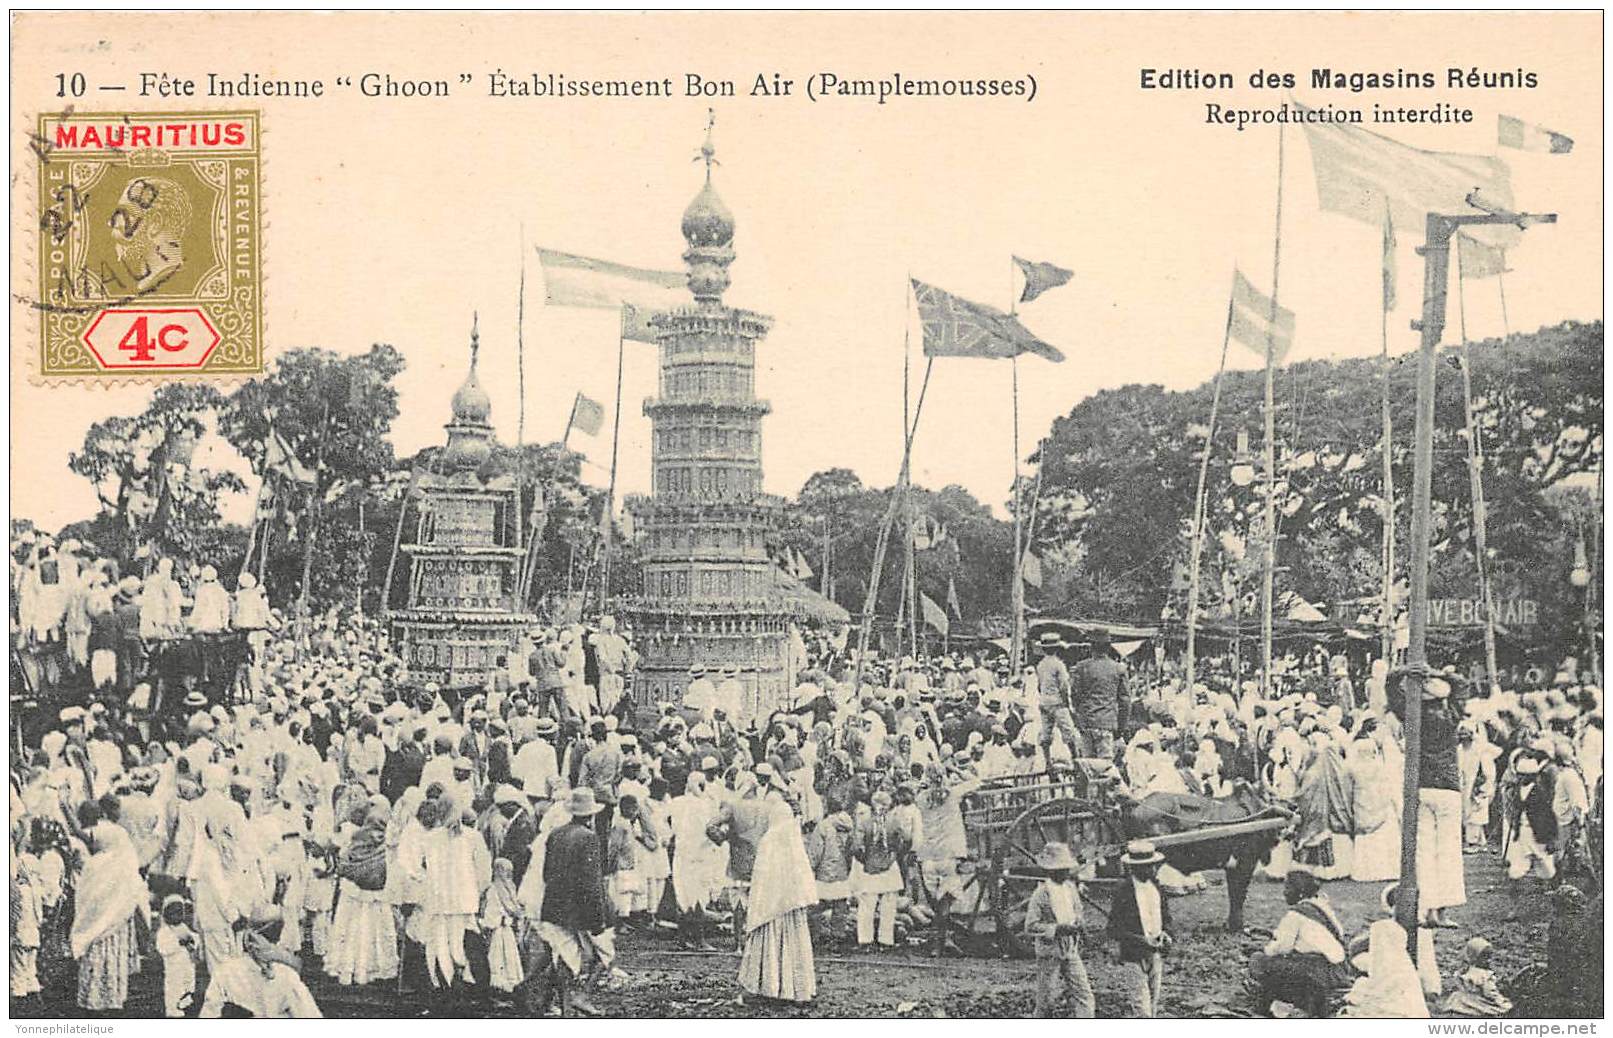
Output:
(390, 320), (538, 688)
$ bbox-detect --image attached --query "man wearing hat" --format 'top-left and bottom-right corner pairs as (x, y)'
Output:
(579, 719), (624, 847)
(1023, 842), (1094, 1017)
(529, 629), (568, 722)
(1072, 630), (1127, 760)
(1108, 840), (1172, 1017)
(715, 665), (745, 726)
(1034, 632), (1082, 769)
(112, 575), (146, 694)
(591, 615), (635, 717)
(537, 788), (612, 1016)
(685, 664), (718, 722)
(513, 717), (561, 800)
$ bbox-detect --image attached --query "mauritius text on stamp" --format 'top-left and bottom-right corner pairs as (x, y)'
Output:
(32, 110), (263, 377)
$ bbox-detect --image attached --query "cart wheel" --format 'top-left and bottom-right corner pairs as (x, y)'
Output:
(989, 865), (1040, 958)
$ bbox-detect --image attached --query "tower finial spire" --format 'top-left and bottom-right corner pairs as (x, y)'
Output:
(470, 311), (480, 369)
(697, 108), (718, 183)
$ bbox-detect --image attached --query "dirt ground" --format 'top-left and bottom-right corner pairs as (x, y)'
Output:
(13, 848), (1593, 1020)
(592, 849), (1575, 1019)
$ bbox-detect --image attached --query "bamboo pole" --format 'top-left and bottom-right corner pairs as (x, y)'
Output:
(1455, 246), (1500, 692)
(851, 347), (935, 693)
(600, 324), (628, 616)
(1260, 123), (1287, 699)
(1185, 297), (1235, 693)
(1381, 240), (1399, 668)
(515, 237), (527, 576)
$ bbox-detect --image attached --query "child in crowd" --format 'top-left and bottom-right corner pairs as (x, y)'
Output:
(156, 894), (198, 1017)
(805, 797), (855, 945)
(480, 857), (525, 994)
(1439, 937), (1513, 1017)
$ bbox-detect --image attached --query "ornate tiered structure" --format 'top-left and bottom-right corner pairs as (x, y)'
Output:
(390, 322), (538, 688)
(624, 127), (794, 718)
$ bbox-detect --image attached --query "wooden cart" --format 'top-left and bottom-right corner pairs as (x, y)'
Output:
(951, 762), (1290, 955)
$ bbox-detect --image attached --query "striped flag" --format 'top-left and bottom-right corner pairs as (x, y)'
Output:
(1229, 270), (1294, 366)
(570, 393), (605, 437)
(1498, 114), (1573, 154)
(912, 279), (1066, 362)
(1299, 109), (1519, 254)
(1013, 256), (1074, 304)
(537, 248), (685, 344)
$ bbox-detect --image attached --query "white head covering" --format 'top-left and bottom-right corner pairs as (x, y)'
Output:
(1347, 919), (1429, 1018)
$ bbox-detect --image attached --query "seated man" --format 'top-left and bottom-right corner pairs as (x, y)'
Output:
(1247, 870), (1352, 1017)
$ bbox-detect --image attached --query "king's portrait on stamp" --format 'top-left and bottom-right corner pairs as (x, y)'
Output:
(33, 110), (263, 376)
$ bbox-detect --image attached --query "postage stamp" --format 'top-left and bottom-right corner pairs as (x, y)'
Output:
(31, 109), (262, 377)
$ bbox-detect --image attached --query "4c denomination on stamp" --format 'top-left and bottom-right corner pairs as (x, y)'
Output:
(33, 110), (263, 377)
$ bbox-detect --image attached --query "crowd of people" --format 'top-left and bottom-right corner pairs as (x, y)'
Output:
(7, 533), (1605, 1019)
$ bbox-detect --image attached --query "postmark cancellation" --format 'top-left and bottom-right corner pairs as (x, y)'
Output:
(32, 110), (263, 378)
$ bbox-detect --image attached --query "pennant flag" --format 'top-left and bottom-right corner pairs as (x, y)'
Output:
(1013, 256), (1074, 304)
(570, 393), (605, 437)
(620, 302), (663, 344)
(537, 248), (685, 345)
(792, 547), (814, 581)
(912, 514), (948, 550)
(1381, 203), (1397, 312)
(1498, 114), (1573, 155)
(1021, 550), (1043, 589)
(1229, 270), (1295, 365)
(263, 426), (314, 484)
(912, 279), (1066, 363)
(1298, 108), (1519, 253)
(920, 592), (950, 636)
(947, 575), (961, 618)
(1456, 233), (1510, 281)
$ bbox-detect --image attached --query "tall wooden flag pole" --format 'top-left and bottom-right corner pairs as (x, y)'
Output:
(1261, 124), (1288, 699)
(515, 236), (528, 577)
(1381, 205), (1399, 667)
(599, 316), (628, 616)
(1185, 296), (1236, 693)
(1454, 248), (1500, 692)
(1009, 260), (1025, 674)
(1397, 199), (1556, 957)
(904, 319), (917, 659)
(853, 292), (935, 693)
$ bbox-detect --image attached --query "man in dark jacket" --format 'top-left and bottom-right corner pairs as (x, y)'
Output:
(539, 788), (611, 1016)
(530, 631), (568, 722)
(382, 725), (428, 804)
(1386, 666), (1468, 928)
(1072, 631), (1127, 759)
(1108, 840), (1172, 1017)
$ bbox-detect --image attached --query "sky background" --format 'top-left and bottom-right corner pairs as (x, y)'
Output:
(10, 11), (1603, 532)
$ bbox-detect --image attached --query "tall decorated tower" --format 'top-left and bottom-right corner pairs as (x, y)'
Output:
(390, 321), (539, 689)
(624, 123), (793, 720)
